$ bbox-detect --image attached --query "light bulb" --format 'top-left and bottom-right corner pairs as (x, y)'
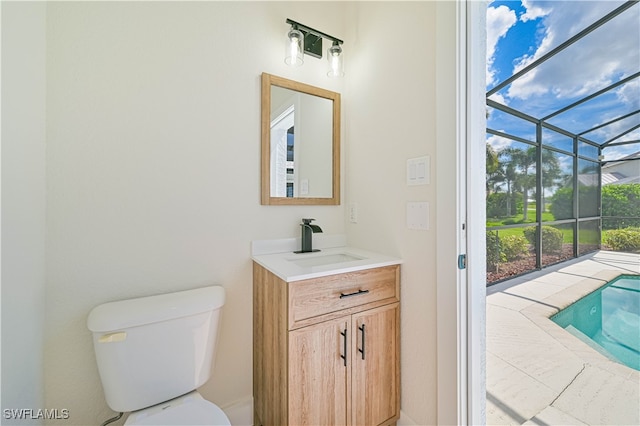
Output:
(285, 28), (304, 67)
(327, 43), (344, 78)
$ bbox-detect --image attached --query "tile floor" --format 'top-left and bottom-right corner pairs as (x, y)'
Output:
(486, 251), (640, 425)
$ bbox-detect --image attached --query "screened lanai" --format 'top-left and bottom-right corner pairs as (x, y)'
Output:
(485, 0), (640, 284)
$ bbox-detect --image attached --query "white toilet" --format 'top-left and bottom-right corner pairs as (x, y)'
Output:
(87, 286), (231, 425)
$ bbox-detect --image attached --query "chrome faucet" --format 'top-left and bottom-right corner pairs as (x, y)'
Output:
(295, 218), (323, 253)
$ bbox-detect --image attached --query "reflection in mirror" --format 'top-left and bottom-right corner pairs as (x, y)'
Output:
(261, 73), (340, 205)
(270, 86), (333, 198)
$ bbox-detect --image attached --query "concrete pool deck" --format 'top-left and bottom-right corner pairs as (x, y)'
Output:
(486, 250), (640, 425)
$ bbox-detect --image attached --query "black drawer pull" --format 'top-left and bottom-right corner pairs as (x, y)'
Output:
(340, 328), (347, 366)
(358, 324), (365, 360)
(339, 289), (370, 299)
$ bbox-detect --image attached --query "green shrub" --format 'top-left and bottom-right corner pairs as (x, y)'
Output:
(501, 235), (529, 261)
(550, 184), (603, 220)
(524, 226), (564, 253)
(486, 231), (505, 271)
(486, 192), (523, 218)
(550, 187), (574, 220)
(603, 228), (640, 252)
(486, 231), (530, 272)
(602, 184), (640, 229)
(523, 227), (536, 245)
(487, 193), (507, 218)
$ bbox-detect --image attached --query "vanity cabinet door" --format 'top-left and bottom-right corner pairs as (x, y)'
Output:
(351, 303), (400, 426)
(288, 316), (350, 426)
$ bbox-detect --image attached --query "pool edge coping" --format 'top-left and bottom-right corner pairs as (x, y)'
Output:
(520, 270), (640, 380)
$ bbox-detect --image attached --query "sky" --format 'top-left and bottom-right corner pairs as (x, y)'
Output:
(486, 0), (640, 161)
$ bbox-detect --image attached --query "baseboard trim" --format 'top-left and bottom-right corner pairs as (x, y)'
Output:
(221, 397), (415, 426)
(398, 409), (419, 426)
(220, 396), (253, 425)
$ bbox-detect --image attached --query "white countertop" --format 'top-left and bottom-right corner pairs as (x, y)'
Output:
(251, 245), (402, 282)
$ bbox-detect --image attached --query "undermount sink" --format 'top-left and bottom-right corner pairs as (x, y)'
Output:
(252, 239), (402, 281)
(288, 252), (365, 267)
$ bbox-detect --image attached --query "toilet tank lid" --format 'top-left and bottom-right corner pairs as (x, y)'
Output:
(87, 286), (225, 332)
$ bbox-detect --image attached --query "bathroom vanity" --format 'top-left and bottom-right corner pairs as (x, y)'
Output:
(252, 243), (401, 426)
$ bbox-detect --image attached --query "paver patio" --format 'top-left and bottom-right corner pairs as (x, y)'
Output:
(486, 250), (640, 425)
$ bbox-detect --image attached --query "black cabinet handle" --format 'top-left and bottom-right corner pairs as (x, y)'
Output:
(340, 328), (347, 366)
(358, 324), (365, 360)
(339, 289), (369, 299)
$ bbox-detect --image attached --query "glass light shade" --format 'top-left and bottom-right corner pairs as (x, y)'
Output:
(285, 28), (304, 67)
(327, 43), (344, 78)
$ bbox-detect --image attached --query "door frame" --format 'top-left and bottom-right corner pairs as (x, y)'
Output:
(435, 1), (486, 424)
(463, 1), (487, 424)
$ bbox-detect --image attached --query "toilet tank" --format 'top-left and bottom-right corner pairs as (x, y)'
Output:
(87, 286), (225, 413)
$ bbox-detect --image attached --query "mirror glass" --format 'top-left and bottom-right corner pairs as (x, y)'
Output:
(261, 73), (340, 205)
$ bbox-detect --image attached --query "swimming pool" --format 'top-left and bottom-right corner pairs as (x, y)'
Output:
(551, 275), (640, 371)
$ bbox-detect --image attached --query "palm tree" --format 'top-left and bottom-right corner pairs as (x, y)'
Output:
(503, 146), (537, 221)
(502, 161), (519, 216)
(486, 143), (500, 196)
(541, 150), (562, 214)
(490, 151), (519, 216)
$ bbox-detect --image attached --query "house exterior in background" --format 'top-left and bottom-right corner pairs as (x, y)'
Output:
(602, 151), (640, 185)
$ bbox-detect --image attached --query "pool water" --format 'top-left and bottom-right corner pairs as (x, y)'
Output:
(551, 275), (640, 371)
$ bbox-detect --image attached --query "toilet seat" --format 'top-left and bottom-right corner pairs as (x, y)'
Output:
(124, 391), (231, 426)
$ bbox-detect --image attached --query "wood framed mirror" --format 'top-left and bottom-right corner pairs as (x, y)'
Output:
(261, 73), (340, 205)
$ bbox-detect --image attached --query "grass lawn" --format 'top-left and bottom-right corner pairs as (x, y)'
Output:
(487, 203), (637, 249)
(487, 205), (575, 244)
(487, 208), (556, 227)
(488, 226), (575, 243)
(488, 221), (603, 247)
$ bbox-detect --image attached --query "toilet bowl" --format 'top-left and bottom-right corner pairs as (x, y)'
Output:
(124, 391), (230, 426)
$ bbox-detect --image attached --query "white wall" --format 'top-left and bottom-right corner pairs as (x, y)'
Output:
(0, 2), (464, 425)
(43, 2), (346, 425)
(298, 94), (333, 198)
(1, 2), (47, 423)
(434, 2), (463, 424)
(344, 2), (439, 424)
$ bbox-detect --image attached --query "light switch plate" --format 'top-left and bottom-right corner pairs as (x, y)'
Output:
(407, 201), (429, 230)
(349, 203), (358, 223)
(407, 156), (430, 186)
(300, 179), (309, 195)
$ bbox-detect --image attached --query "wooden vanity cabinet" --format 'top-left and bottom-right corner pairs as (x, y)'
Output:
(253, 263), (400, 426)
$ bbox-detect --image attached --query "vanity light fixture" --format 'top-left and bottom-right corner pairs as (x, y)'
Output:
(285, 18), (344, 77)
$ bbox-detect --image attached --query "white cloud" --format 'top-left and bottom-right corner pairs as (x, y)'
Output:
(602, 144), (640, 161)
(616, 79), (640, 108)
(585, 109), (640, 145)
(488, 92), (508, 105)
(487, 133), (514, 152)
(487, 5), (517, 60)
(486, 4), (517, 86)
(607, 122), (640, 143)
(520, 0), (551, 22)
(506, 0), (639, 107)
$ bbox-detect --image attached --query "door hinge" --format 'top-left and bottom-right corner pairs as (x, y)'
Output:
(458, 254), (467, 270)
